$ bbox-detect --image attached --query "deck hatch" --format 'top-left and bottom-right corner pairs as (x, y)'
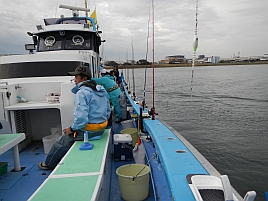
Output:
(175, 150), (187, 153)
(166, 137), (176, 140)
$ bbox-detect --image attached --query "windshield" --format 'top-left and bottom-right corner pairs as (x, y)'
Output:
(37, 31), (92, 52)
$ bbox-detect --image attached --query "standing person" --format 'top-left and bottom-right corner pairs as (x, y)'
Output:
(38, 65), (110, 170)
(113, 66), (120, 84)
(91, 69), (122, 123)
(109, 70), (116, 81)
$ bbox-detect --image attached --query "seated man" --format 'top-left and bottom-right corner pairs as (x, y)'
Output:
(38, 65), (110, 170)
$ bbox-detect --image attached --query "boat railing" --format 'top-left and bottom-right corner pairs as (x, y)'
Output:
(55, 17), (96, 31)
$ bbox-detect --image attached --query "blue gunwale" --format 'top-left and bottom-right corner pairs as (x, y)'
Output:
(143, 119), (208, 200)
(122, 77), (243, 201)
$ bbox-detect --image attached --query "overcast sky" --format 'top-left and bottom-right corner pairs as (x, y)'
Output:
(0, 0), (267, 62)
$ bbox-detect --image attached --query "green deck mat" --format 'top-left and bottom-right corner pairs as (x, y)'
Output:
(29, 175), (99, 201)
(52, 129), (109, 175)
(0, 134), (24, 148)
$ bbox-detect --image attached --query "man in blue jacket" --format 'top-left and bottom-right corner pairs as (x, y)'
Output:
(38, 65), (110, 170)
(91, 69), (122, 123)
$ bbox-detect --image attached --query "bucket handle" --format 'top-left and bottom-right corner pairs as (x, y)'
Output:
(132, 153), (156, 181)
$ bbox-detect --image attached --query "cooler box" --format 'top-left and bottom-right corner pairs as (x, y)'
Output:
(113, 134), (133, 161)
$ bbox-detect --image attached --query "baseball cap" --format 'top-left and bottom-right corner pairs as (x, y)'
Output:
(100, 69), (107, 74)
(68, 65), (92, 78)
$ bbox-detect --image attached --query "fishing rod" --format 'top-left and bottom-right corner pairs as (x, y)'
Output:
(142, 6), (150, 110)
(127, 65), (130, 91)
(151, 0), (155, 120)
(190, 0), (199, 98)
(131, 37), (136, 100)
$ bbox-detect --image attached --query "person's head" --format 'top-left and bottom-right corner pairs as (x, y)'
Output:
(100, 69), (108, 77)
(68, 65), (92, 85)
(110, 70), (115, 76)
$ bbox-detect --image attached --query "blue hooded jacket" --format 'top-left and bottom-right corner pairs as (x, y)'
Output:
(91, 75), (121, 100)
(71, 81), (111, 131)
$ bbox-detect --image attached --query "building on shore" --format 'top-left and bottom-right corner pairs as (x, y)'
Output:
(188, 55), (220, 64)
(220, 55), (268, 63)
(208, 56), (220, 63)
(159, 55), (186, 64)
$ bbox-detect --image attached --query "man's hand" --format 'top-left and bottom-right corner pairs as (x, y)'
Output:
(63, 127), (73, 135)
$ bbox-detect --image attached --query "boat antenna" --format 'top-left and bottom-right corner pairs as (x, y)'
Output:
(190, 0), (199, 98)
(101, 41), (104, 59)
(59, 4), (90, 15)
(151, 0), (155, 120)
(131, 36), (136, 100)
(54, 0), (59, 19)
(84, 0), (88, 17)
(142, 6), (150, 110)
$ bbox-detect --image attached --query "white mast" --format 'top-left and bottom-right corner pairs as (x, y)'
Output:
(84, 0), (88, 17)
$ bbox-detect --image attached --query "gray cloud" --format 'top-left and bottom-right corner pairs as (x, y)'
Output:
(0, 0), (267, 61)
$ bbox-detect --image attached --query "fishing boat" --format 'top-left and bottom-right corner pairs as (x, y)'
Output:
(0, 3), (257, 201)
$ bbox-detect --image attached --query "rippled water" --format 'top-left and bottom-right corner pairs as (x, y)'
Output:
(124, 64), (268, 201)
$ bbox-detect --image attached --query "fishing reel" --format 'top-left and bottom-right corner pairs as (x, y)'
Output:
(148, 108), (158, 116)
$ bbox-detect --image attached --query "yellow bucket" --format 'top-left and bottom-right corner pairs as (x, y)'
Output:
(116, 164), (150, 201)
(121, 128), (138, 147)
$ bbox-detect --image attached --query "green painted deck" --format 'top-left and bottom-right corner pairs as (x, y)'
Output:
(29, 175), (100, 201)
(0, 133), (26, 171)
(0, 133), (25, 150)
(52, 129), (109, 175)
(28, 129), (110, 201)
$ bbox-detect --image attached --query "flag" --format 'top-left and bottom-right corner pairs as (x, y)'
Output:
(90, 9), (97, 25)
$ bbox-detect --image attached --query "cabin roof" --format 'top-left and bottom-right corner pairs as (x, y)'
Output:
(44, 18), (88, 25)
(33, 24), (96, 35)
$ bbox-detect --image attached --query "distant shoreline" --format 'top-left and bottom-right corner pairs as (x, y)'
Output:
(105, 61), (268, 69)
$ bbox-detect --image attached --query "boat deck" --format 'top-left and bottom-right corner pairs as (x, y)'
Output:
(0, 141), (51, 201)
(0, 81), (244, 201)
(0, 123), (160, 201)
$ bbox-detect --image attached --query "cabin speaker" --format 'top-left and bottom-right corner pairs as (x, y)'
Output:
(59, 30), (65, 36)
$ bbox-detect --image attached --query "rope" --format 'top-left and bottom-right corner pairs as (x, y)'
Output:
(190, 0), (199, 98)
(132, 153), (156, 181)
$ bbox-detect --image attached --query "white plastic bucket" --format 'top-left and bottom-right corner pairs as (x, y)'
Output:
(116, 164), (150, 201)
(121, 108), (128, 120)
(120, 102), (127, 110)
(127, 106), (134, 112)
(121, 119), (135, 130)
(50, 125), (62, 135)
(42, 135), (60, 154)
(119, 97), (126, 106)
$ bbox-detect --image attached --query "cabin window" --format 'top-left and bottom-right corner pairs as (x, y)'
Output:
(65, 32), (91, 50)
(38, 33), (62, 51)
(45, 36), (56, 46)
(72, 35), (84, 45)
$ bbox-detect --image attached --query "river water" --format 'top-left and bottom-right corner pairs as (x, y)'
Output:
(124, 64), (268, 201)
